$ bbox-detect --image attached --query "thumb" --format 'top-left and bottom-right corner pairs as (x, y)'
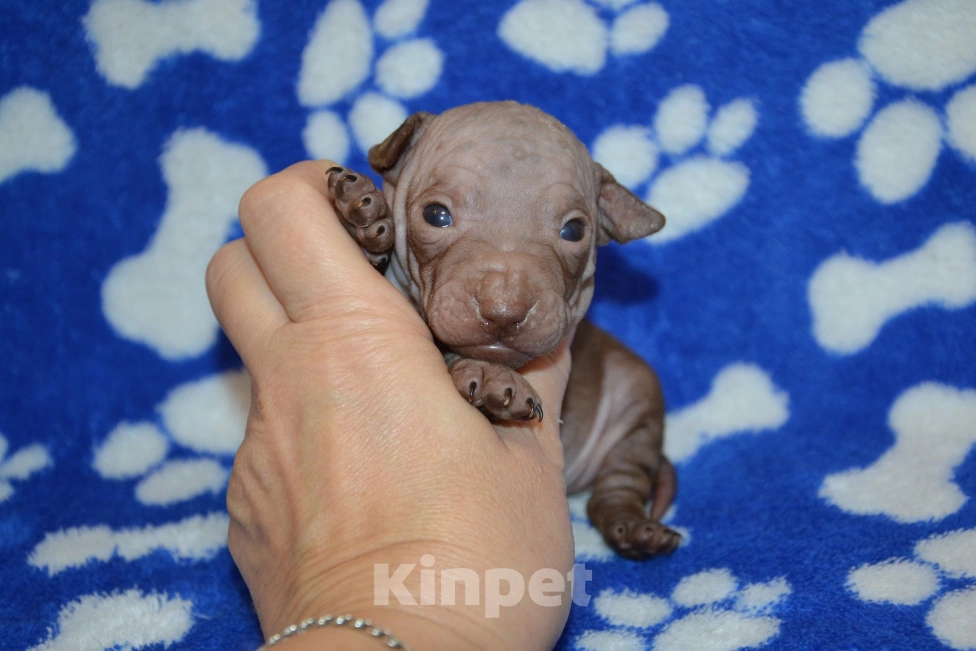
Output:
(238, 159), (406, 324)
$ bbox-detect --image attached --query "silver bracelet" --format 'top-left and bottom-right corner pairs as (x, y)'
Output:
(258, 614), (410, 650)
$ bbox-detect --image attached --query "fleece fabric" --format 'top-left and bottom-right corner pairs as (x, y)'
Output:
(1, 0), (975, 649)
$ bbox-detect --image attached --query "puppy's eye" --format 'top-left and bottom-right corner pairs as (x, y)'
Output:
(559, 219), (585, 242)
(423, 204), (453, 228)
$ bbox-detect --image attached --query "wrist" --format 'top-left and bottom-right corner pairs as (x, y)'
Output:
(261, 541), (511, 651)
(264, 607), (496, 651)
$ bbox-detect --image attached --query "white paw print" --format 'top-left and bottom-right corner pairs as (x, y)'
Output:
(299, 0), (444, 163)
(0, 87), (76, 185)
(847, 528), (976, 650)
(592, 85), (758, 244)
(0, 432), (52, 503)
(576, 568), (791, 651)
(799, 0), (976, 204)
(498, 0), (668, 75)
(92, 370), (249, 507)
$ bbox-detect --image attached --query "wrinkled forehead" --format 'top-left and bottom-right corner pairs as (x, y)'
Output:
(409, 105), (596, 201)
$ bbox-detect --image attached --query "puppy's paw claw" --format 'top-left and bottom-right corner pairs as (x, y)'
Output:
(325, 166), (394, 255)
(451, 359), (543, 423)
(588, 495), (681, 560)
(600, 516), (681, 560)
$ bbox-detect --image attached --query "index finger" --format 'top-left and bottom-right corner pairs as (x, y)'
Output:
(237, 160), (394, 323)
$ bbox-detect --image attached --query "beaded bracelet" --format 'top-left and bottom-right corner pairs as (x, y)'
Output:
(258, 614), (410, 650)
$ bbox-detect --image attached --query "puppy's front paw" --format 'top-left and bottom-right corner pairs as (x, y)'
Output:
(450, 359), (543, 422)
(325, 166), (394, 257)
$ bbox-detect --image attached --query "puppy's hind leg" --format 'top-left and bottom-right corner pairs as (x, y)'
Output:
(587, 420), (681, 560)
(325, 166), (394, 268)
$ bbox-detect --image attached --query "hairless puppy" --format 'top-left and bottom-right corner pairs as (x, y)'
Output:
(325, 101), (680, 559)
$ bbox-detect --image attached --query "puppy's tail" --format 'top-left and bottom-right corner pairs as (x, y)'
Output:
(649, 456), (677, 521)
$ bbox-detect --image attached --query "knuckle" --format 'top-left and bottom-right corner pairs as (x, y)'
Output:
(226, 520), (248, 568)
(205, 240), (239, 298)
(225, 467), (248, 519)
(238, 172), (324, 233)
(237, 175), (278, 227)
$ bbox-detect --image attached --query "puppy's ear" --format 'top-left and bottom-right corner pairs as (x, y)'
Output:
(368, 111), (436, 185)
(594, 163), (665, 245)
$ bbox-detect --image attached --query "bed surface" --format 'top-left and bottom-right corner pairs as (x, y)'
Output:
(1, 1), (975, 649)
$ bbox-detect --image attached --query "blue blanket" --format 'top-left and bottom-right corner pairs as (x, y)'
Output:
(2, 0), (975, 649)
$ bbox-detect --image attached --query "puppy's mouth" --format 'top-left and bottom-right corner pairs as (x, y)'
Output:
(425, 285), (568, 369)
(451, 343), (532, 369)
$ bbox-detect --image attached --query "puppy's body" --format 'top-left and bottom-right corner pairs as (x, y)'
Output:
(326, 102), (680, 558)
(563, 320), (677, 558)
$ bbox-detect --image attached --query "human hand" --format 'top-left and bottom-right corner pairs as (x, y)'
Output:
(206, 161), (576, 650)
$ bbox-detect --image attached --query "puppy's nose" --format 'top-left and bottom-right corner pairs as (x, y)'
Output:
(479, 298), (530, 332)
(476, 272), (533, 335)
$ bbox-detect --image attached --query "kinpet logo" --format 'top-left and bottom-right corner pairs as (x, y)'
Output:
(375, 555), (593, 618)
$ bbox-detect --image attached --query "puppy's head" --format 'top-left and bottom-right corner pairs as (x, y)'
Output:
(369, 102), (665, 368)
